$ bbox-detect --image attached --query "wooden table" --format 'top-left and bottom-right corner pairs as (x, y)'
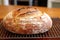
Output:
(0, 5), (60, 40)
(0, 5), (60, 19)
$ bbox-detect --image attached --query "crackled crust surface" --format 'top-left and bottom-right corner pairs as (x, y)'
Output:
(3, 7), (52, 34)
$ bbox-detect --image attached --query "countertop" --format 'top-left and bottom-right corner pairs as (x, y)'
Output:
(0, 5), (60, 40)
(0, 5), (60, 19)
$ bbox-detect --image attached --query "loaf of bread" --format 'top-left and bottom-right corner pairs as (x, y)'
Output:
(3, 7), (52, 34)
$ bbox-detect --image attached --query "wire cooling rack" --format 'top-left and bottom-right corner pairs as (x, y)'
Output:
(0, 18), (60, 39)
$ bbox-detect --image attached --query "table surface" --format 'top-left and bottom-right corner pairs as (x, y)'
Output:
(0, 5), (60, 40)
(0, 5), (60, 19)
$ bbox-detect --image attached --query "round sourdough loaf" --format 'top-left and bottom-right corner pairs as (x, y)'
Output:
(3, 7), (52, 34)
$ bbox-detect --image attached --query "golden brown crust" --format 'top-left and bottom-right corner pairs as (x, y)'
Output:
(3, 7), (52, 34)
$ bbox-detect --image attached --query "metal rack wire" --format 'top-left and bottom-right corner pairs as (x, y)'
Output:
(0, 18), (60, 39)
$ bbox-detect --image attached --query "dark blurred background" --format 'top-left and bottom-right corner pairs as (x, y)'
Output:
(0, 0), (60, 8)
(9, 0), (47, 7)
